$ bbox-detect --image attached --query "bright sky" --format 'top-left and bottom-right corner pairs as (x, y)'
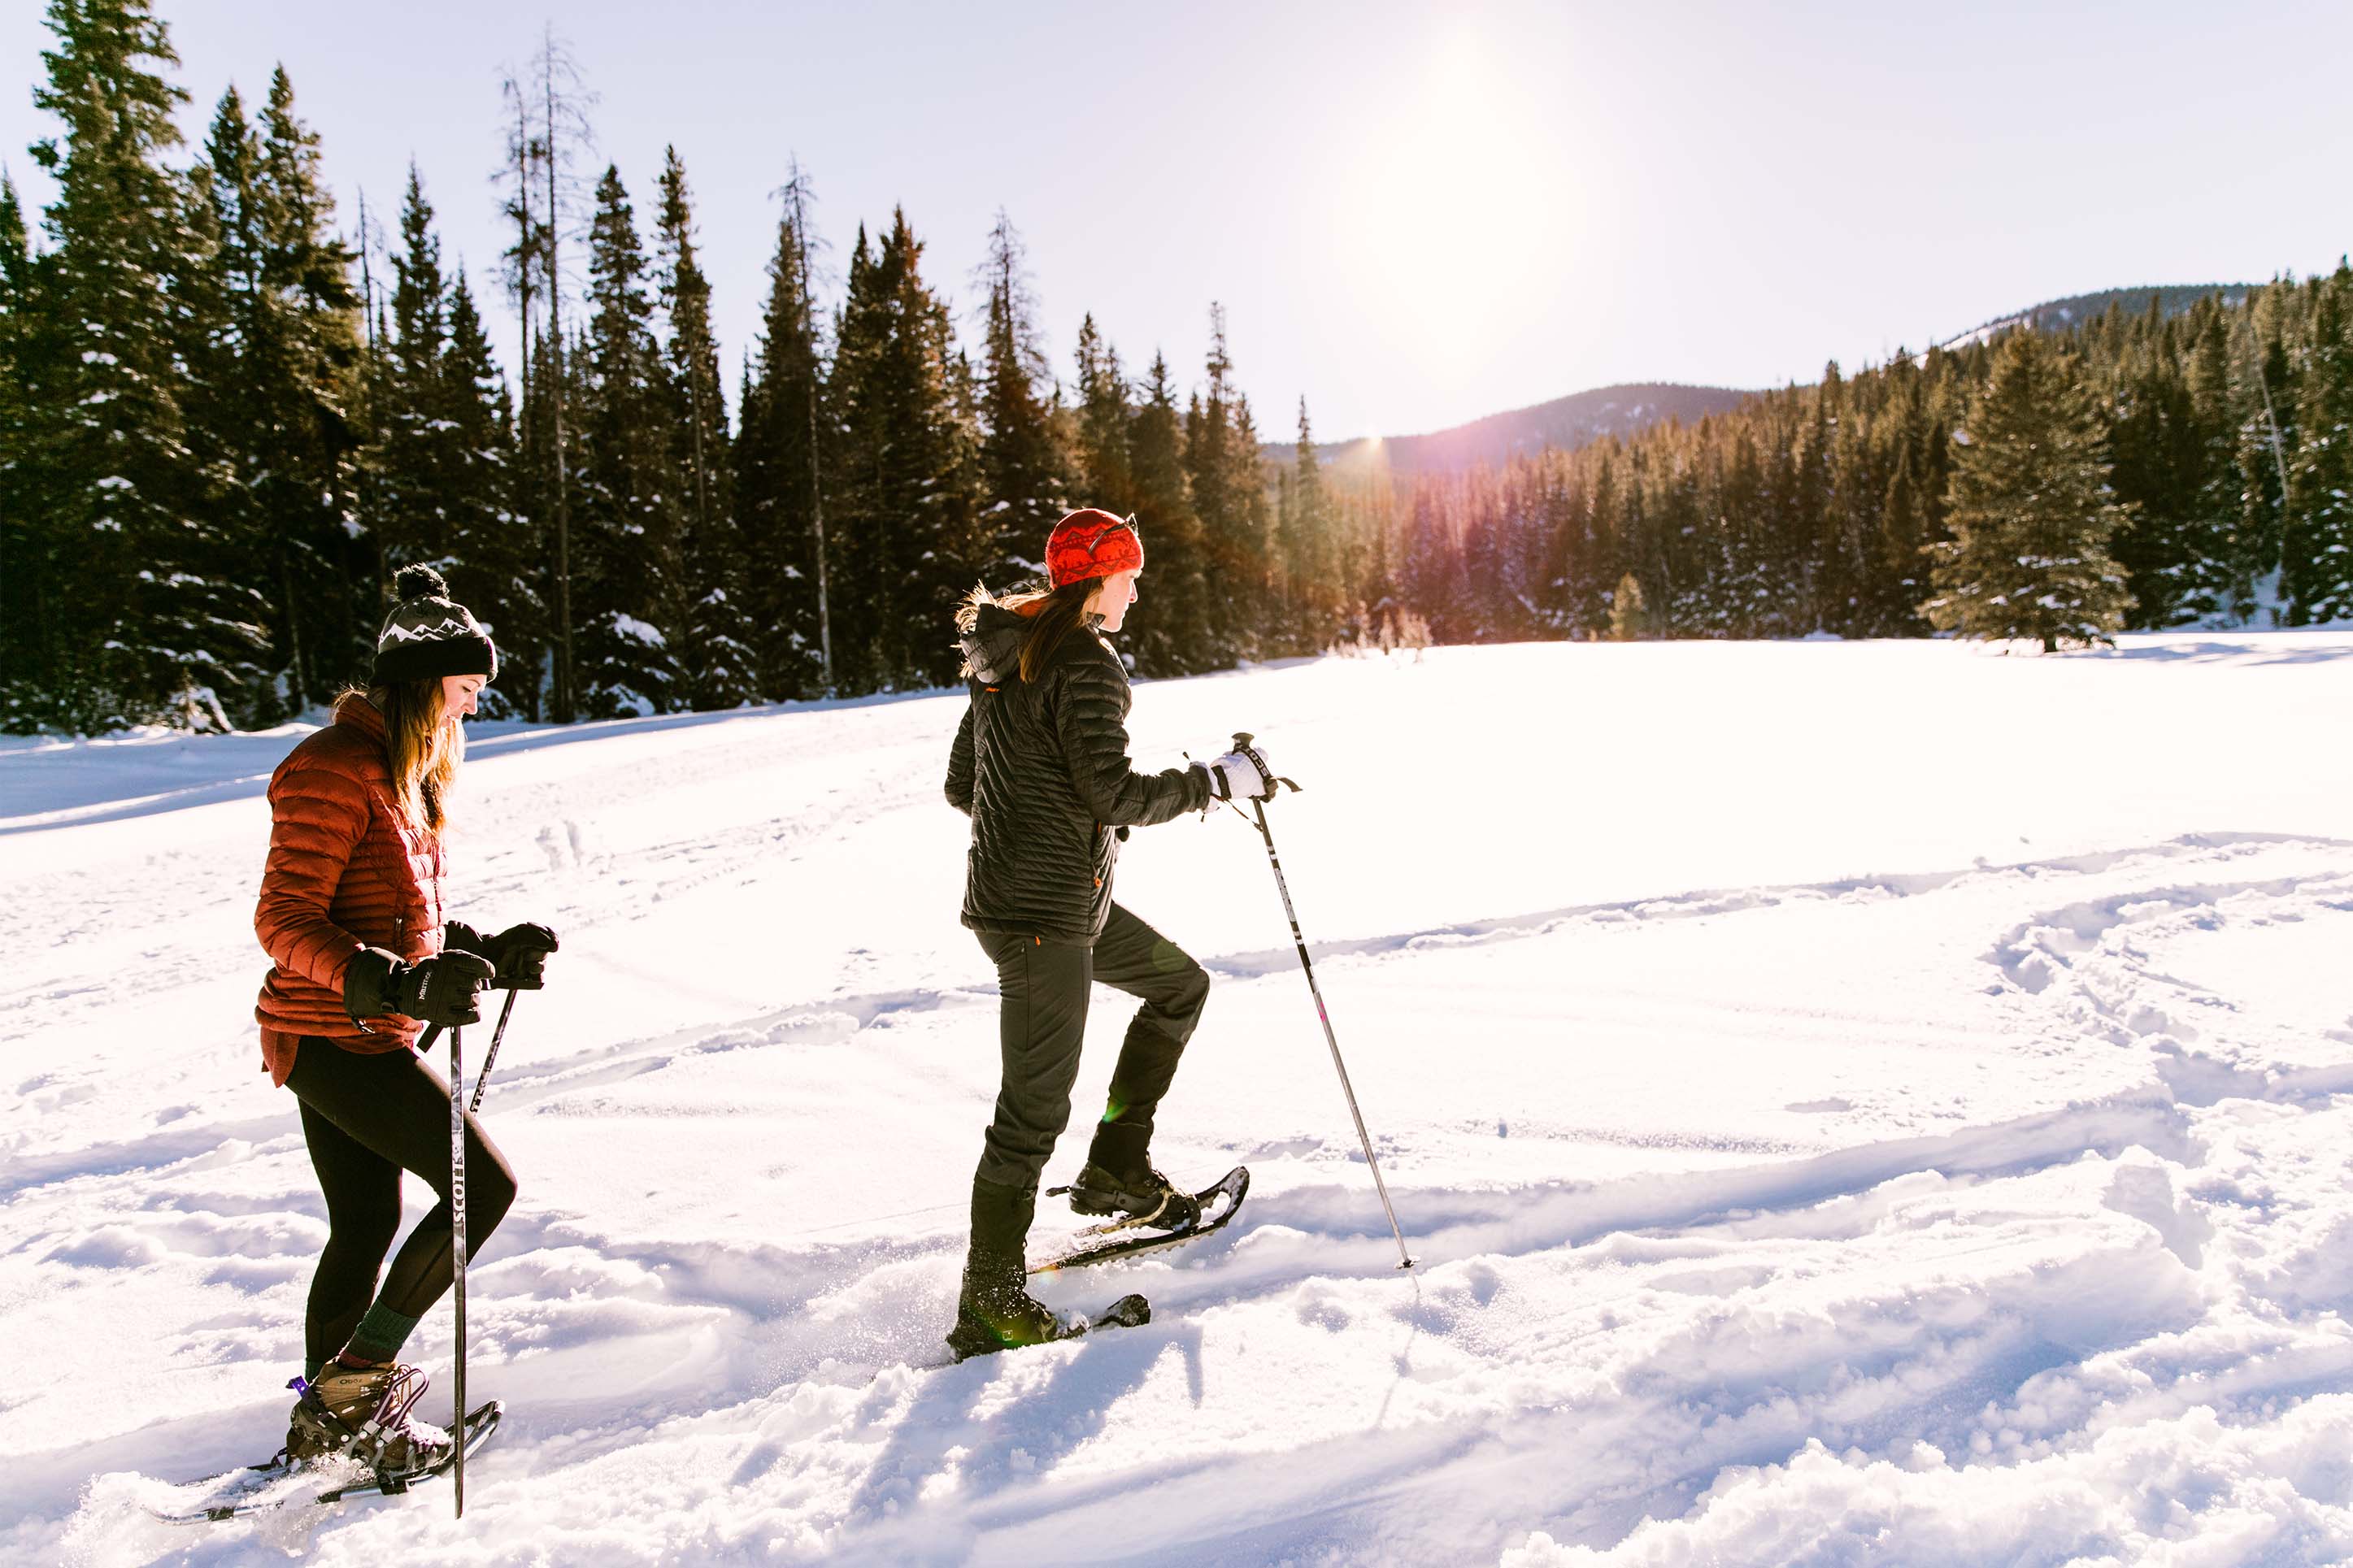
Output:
(4, 1), (2348, 441)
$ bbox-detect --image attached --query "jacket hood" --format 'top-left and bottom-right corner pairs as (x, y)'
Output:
(959, 602), (1033, 685)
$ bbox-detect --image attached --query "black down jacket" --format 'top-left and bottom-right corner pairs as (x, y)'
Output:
(946, 602), (1211, 944)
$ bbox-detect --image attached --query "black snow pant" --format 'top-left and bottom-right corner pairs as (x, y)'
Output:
(972, 901), (1211, 1196)
(286, 1036), (519, 1373)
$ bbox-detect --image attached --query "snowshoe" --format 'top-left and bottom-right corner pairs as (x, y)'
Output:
(150, 1401), (502, 1525)
(1033, 1166), (1250, 1274)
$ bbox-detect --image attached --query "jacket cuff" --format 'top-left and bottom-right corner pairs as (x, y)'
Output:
(343, 946), (406, 1023)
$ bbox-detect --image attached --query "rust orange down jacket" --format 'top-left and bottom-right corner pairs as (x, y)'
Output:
(253, 696), (446, 1085)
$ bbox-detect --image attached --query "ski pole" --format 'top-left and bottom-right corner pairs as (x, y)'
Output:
(1229, 733), (1416, 1270)
(447, 1023), (468, 1519)
(468, 988), (519, 1115)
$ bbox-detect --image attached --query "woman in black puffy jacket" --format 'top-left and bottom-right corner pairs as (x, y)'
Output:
(941, 508), (1275, 1359)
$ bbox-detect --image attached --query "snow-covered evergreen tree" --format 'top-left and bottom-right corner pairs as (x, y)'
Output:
(827, 210), (980, 691)
(734, 167), (829, 699)
(20, 0), (243, 729)
(1184, 306), (1272, 664)
(654, 147), (754, 709)
(973, 210), (1072, 587)
(2286, 262), (2353, 623)
(440, 272), (534, 715)
(1124, 351), (1205, 675)
(1923, 328), (2135, 650)
(576, 163), (689, 716)
(185, 72), (367, 719)
(370, 167), (456, 572)
(0, 173), (34, 719)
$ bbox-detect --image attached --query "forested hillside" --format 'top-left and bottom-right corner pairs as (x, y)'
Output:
(1938, 283), (2255, 350)
(1364, 275), (2352, 650)
(3, 2), (2347, 733)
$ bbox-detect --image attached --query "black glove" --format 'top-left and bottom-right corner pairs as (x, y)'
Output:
(481, 922), (559, 991)
(345, 946), (495, 1027)
(446, 919), (559, 990)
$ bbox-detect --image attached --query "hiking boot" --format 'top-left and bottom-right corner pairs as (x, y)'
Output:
(1064, 1162), (1202, 1231)
(285, 1360), (450, 1472)
(946, 1256), (1085, 1361)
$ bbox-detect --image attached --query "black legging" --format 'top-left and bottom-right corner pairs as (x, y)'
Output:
(286, 1036), (519, 1370)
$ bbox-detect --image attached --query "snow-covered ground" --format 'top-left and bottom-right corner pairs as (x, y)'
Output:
(7, 632), (2353, 1566)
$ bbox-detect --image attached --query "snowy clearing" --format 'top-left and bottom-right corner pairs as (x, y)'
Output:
(7, 632), (2353, 1566)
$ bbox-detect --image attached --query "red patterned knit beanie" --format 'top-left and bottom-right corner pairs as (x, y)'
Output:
(1045, 509), (1144, 589)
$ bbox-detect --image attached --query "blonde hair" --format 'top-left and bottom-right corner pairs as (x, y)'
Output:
(956, 578), (1103, 684)
(334, 678), (463, 837)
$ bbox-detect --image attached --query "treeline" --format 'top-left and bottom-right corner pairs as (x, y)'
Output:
(1363, 270), (2353, 649)
(0, 2), (1346, 732)
(7, 5), (2349, 736)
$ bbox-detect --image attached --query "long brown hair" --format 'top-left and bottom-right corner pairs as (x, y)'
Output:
(957, 578), (1104, 684)
(333, 677), (463, 837)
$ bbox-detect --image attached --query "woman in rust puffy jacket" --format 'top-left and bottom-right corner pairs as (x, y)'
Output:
(254, 565), (557, 1472)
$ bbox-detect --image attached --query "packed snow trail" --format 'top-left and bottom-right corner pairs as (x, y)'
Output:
(6, 633), (2353, 1564)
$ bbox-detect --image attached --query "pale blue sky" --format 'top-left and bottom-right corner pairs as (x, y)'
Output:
(6, 1), (2348, 440)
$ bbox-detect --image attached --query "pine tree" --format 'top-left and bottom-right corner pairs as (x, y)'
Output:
(440, 272), (534, 715)
(503, 28), (594, 720)
(0, 172), (42, 721)
(2286, 261), (2353, 623)
(826, 209), (980, 691)
(2233, 284), (2300, 622)
(655, 147), (753, 708)
(1281, 397), (1338, 651)
(185, 71), (367, 719)
(1072, 314), (1134, 515)
(2104, 301), (2198, 628)
(1862, 354), (1932, 636)
(251, 68), (368, 705)
(1124, 350), (1205, 674)
(1877, 441), (1926, 634)
(735, 166), (829, 698)
(576, 163), (688, 715)
(1923, 328), (2135, 650)
(1609, 571), (1650, 641)
(2173, 300), (2243, 623)
(370, 165), (456, 572)
(20, 0), (237, 729)
(1184, 306), (1271, 662)
(352, 170), (532, 708)
(1402, 483), (1466, 640)
(973, 210), (1072, 584)
(180, 85), (280, 720)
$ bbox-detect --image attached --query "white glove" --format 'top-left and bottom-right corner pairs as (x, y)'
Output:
(1205, 746), (1274, 801)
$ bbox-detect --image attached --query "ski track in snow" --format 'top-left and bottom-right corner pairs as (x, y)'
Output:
(7, 634), (2353, 1565)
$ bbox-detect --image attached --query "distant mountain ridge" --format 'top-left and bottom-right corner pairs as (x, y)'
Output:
(1272, 382), (1752, 478)
(1284, 284), (2260, 480)
(1935, 283), (2255, 351)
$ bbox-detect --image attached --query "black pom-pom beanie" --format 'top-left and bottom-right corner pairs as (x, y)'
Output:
(373, 565), (499, 685)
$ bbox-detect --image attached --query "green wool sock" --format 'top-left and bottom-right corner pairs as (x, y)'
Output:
(303, 1355), (326, 1383)
(344, 1301), (422, 1365)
